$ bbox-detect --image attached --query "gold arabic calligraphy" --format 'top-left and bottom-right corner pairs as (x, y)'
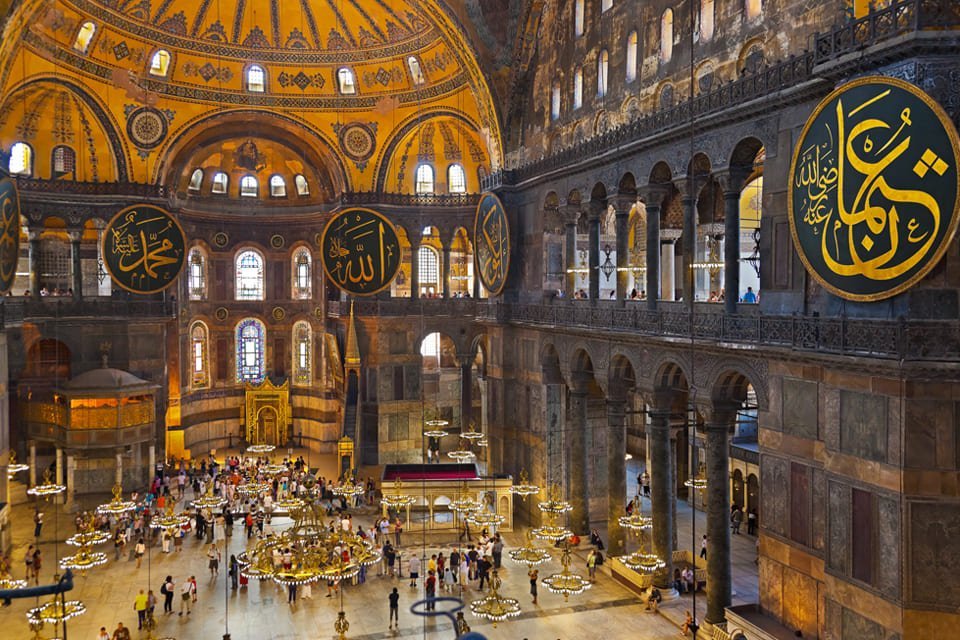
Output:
(0, 179), (19, 289)
(795, 88), (943, 281)
(479, 202), (506, 282)
(104, 206), (185, 293)
(325, 210), (399, 293)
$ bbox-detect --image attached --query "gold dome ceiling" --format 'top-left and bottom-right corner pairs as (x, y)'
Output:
(0, 0), (502, 203)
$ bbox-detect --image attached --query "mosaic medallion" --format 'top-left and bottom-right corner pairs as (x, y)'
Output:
(0, 174), (20, 295)
(215, 307), (229, 321)
(126, 107), (167, 150)
(272, 306), (286, 321)
(213, 232), (229, 248)
(336, 122), (377, 169)
(102, 204), (186, 294)
(270, 234), (285, 249)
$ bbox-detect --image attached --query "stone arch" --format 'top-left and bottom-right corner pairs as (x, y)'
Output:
(621, 95), (642, 123)
(23, 338), (71, 379)
(709, 362), (767, 411)
(729, 136), (766, 174)
(737, 38), (767, 76)
(540, 342), (563, 385)
(618, 172), (638, 198)
(608, 353), (637, 401)
(648, 161), (673, 186)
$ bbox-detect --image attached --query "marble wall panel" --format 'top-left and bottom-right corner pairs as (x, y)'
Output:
(762, 454), (789, 537)
(827, 480), (850, 574)
(841, 605), (884, 639)
(759, 556), (784, 620)
(782, 565), (819, 639)
(839, 390), (887, 463)
(823, 388), (840, 451)
(812, 467), (827, 552)
(782, 377), (819, 440)
(877, 496), (900, 599)
(910, 501), (960, 608)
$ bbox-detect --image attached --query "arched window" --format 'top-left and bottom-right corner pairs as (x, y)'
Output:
(149, 49), (171, 77)
(211, 172), (228, 194)
(187, 247), (206, 300)
(602, 0), (613, 11)
(574, 0), (585, 37)
(597, 50), (609, 97)
(700, 0), (715, 41)
(661, 9), (674, 63)
(745, 0), (762, 20)
(236, 319), (266, 383)
(187, 169), (204, 192)
(573, 67), (583, 110)
(73, 21), (96, 53)
(626, 31), (638, 82)
(235, 250), (265, 300)
(408, 56), (426, 85)
(292, 247), (312, 299)
(337, 68), (356, 94)
(246, 65), (266, 92)
(292, 321), (312, 385)
(294, 174), (309, 196)
(240, 175), (258, 197)
(270, 175), (286, 197)
(418, 245), (439, 296)
(448, 164), (467, 194)
(551, 81), (561, 120)
(415, 164), (434, 194)
(190, 322), (209, 388)
(52, 146), (76, 176)
(9, 142), (32, 176)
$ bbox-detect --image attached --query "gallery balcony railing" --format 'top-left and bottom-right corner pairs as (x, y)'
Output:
(14, 178), (166, 198)
(482, 0), (957, 191)
(0, 297), (176, 326)
(340, 192), (480, 208)
(331, 299), (960, 362)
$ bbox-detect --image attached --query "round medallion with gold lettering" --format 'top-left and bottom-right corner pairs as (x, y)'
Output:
(788, 76), (960, 301)
(0, 174), (21, 295)
(102, 204), (186, 294)
(474, 193), (511, 296)
(320, 207), (402, 296)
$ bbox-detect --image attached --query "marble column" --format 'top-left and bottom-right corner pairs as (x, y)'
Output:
(55, 447), (64, 504)
(723, 187), (742, 315)
(410, 238), (421, 300)
(645, 200), (661, 310)
(29, 442), (36, 487)
(606, 400), (627, 555)
(68, 230), (83, 300)
(459, 357), (473, 430)
(149, 444), (156, 483)
(705, 405), (737, 624)
(115, 450), (123, 486)
(65, 453), (75, 510)
(588, 206), (601, 302)
(649, 408), (675, 591)
(567, 388), (589, 535)
(660, 233), (681, 302)
(441, 247), (451, 299)
(613, 202), (630, 307)
(28, 229), (41, 298)
(562, 205), (580, 299)
(680, 183), (697, 307)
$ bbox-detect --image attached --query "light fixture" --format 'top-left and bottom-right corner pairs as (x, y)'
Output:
(96, 484), (136, 515)
(448, 482), (482, 514)
(60, 514), (109, 572)
(26, 599), (86, 624)
(470, 570), (521, 626)
(508, 529), (551, 567)
(27, 470), (65, 498)
(150, 505), (190, 532)
(541, 545), (591, 601)
(381, 479), (416, 509)
(447, 449), (476, 461)
(331, 475), (365, 498)
(509, 470), (540, 498)
(7, 451), (29, 477)
(191, 484), (227, 510)
(246, 444), (276, 455)
(600, 244), (615, 280)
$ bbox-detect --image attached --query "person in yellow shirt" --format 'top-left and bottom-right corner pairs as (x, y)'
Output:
(134, 589), (149, 629)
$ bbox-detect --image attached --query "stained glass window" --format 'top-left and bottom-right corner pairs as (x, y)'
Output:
(293, 321), (312, 385)
(236, 319), (265, 383)
(188, 247), (206, 300)
(235, 250), (264, 300)
(191, 322), (209, 388)
(292, 248), (312, 299)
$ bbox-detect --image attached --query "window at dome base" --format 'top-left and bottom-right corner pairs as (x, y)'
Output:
(247, 65), (266, 92)
(292, 248), (312, 299)
(408, 56), (426, 86)
(448, 164), (467, 194)
(236, 319), (265, 383)
(295, 174), (309, 196)
(337, 68), (357, 95)
(270, 175), (287, 198)
(236, 250), (265, 301)
(415, 164), (435, 194)
(293, 321), (312, 386)
(74, 22), (96, 54)
(9, 142), (32, 176)
(149, 50), (171, 77)
(240, 176), (259, 198)
(212, 172), (228, 194)
(188, 169), (204, 192)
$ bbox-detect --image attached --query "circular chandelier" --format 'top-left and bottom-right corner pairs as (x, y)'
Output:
(192, 485), (227, 510)
(27, 470), (65, 498)
(150, 505), (190, 532)
(380, 479), (416, 509)
(260, 462), (288, 476)
(246, 444), (276, 455)
(538, 484), (572, 515)
(466, 510), (504, 528)
(0, 572), (27, 590)
(448, 484), (482, 514)
(531, 520), (572, 541)
(27, 599), (86, 624)
(60, 515), (109, 572)
(273, 497), (305, 511)
(508, 530), (551, 567)
(96, 485), (136, 515)
(509, 470), (540, 498)
(684, 475), (707, 491)
(331, 476), (365, 498)
(618, 513), (653, 531)
(7, 451), (29, 477)
(423, 416), (450, 439)
(446, 449), (476, 461)
(470, 570), (520, 626)
(618, 552), (665, 573)
(237, 481), (271, 497)
(541, 546), (591, 601)
(460, 423), (484, 442)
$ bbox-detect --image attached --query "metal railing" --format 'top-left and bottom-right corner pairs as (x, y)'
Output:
(0, 298), (176, 325)
(340, 192), (480, 208)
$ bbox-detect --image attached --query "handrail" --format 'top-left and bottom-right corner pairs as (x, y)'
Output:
(0, 298), (176, 326)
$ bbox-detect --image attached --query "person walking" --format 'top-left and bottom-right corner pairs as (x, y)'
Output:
(111, 622), (131, 640)
(146, 590), (157, 620)
(161, 530), (171, 553)
(178, 578), (192, 616)
(492, 534), (504, 569)
(134, 539), (146, 568)
(134, 589), (148, 629)
(23, 544), (34, 581)
(700, 534), (708, 559)
(388, 587), (400, 629)
(731, 507), (743, 535)
(31, 548), (42, 584)
(747, 508), (758, 535)
(528, 568), (539, 604)
(425, 570), (437, 611)
(229, 554), (239, 590)
(207, 544), (220, 577)
(33, 511), (43, 538)
(408, 554), (420, 587)
(161, 576), (174, 614)
(97, 626), (110, 640)
(586, 549), (598, 583)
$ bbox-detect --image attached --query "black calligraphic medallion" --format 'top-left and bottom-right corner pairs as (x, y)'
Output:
(102, 204), (186, 294)
(788, 76), (960, 301)
(474, 193), (511, 295)
(0, 174), (21, 294)
(320, 207), (402, 296)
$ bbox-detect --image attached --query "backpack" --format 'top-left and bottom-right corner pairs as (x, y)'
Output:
(595, 551), (604, 566)
(160, 582), (168, 595)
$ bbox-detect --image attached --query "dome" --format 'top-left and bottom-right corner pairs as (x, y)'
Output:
(63, 367), (153, 392)
(0, 0), (503, 207)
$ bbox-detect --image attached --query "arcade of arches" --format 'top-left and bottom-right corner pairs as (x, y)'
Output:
(0, 1), (959, 640)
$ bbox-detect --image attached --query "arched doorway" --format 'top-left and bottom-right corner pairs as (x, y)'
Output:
(732, 469), (745, 508)
(255, 406), (279, 445)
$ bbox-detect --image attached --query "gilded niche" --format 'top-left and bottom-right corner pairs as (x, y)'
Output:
(789, 76), (960, 301)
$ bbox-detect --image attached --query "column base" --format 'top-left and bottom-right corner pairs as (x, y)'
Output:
(653, 586), (680, 602)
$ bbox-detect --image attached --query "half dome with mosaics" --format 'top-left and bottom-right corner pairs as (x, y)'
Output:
(0, 0), (501, 203)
